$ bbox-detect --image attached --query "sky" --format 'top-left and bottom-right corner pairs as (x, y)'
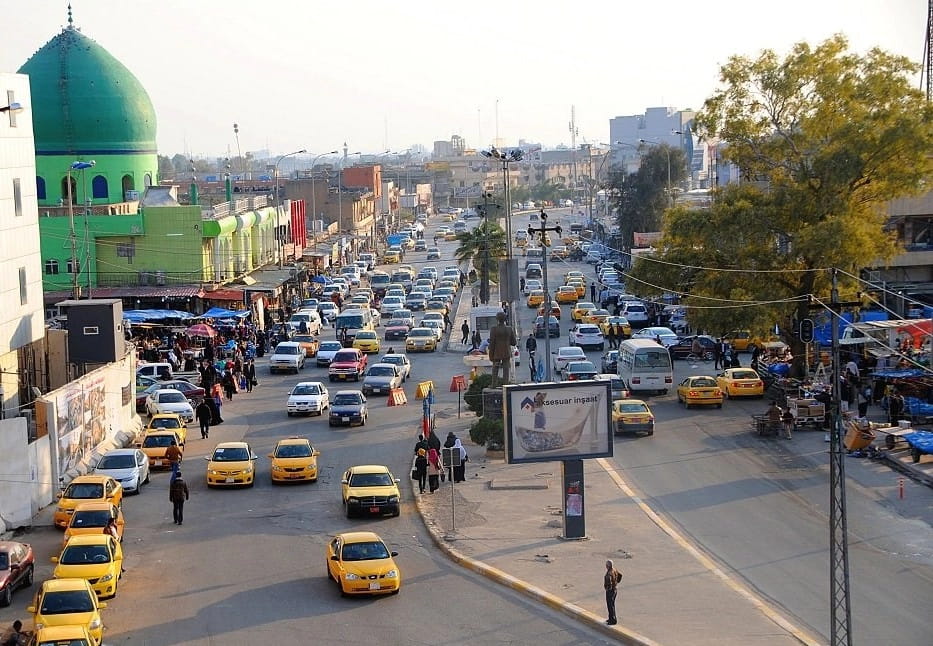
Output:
(1, 0), (926, 159)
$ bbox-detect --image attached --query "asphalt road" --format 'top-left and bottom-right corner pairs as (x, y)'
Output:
(505, 235), (933, 646)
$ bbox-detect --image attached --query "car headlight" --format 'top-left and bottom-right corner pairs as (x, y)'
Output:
(385, 569), (398, 578)
(99, 573), (113, 582)
(388, 495), (399, 503)
(35, 623), (45, 631)
(347, 497), (359, 504)
(89, 619), (102, 629)
(345, 573), (360, 580)
(209, 469), (220, 475)
(271, 465), (283, 471)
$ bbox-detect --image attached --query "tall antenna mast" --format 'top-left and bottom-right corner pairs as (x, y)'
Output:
(925, 0), (932, 101)
(569, 106), (578, 203)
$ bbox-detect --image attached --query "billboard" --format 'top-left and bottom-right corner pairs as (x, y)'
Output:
(503, 381), (613, 464)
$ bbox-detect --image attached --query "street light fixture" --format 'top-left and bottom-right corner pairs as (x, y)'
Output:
(67, 160), (95, 299)
(528, 210), (562, 382)
(274, 149), (307, 268)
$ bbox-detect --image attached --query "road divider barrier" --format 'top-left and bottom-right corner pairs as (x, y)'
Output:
(415, 380), (435, 399)
(388, 388), (408, 406)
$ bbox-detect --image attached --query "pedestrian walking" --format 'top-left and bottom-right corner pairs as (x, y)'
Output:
(195, 400), (211, 439)
(414, 449), (428, 494)
(520, 276), (526, 292)
(413, 434), (428, 455)
(443, 311), (452, 332)
(452, 439), (468, 482)
(165, 440), (183, 481)
(590, 282), (597, 302)
(244, 359), (256, 393)
(169, 471), (189, 525)
(460, 320), (470, 344)
(604, 559), (623, 625)
(888, 389), (904, 427)
(427, 448), (442, 492)
(222, 370), (236, 401)
(781, 409), (795, 440)
(471, 330), (481, 351)
(426, 429), (442, 453)
(607, 325), (617, 350)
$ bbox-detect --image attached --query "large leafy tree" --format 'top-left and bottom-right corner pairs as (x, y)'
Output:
(630, 36), (933, 374)
(454, 221), (507, 302)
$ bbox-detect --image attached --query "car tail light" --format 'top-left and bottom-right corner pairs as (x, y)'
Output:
(664, 376), (672, 383)
(756, 381), (763, 387)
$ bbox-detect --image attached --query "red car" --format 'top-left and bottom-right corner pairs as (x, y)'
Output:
(135, 379), (204, 413)
(328, 349), (367, 382)
(0, 540), (34, 607)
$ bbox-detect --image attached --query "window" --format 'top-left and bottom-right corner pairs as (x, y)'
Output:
(6, 90), (15, 127)
(67, 258), (80, 274)
(92, 175), (108, 199)
(18, 267), (26, 305)
(144, 173), (152, 187)
(12, 178), (22, 216)
(36, 176), (46, 200)
(44, 259), (59, 275)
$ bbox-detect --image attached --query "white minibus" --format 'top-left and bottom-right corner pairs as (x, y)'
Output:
(617, 339), (673, 395)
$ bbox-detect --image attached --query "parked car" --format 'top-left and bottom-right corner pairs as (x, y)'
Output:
(715, 368), (765, 398)
(26, 578), (106, 643)
(0, 540), (34, 607)
(329, 390), (369, 427)
(93, 449), (150, 495)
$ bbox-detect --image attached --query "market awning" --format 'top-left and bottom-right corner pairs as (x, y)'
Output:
(203, 288), (245, 302)
(201, 307), (251, 319)
(123, 309), (197, 322)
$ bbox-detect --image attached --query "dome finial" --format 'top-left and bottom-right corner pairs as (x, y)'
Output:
(67, 2), (73, 28)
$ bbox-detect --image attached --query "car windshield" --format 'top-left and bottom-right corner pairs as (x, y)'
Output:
(410, 329), (431, 337)
(320, 342), (343, 352)
(333, 393), (362, 405)
(691, 378), (718, 388)
(71, 510), (111, 528)
(368, 366), (395, 377)
(275, 443), (312, 458)
(730, 370), (759, 380)
(387, 319), (407, 327)
(158, 392), (186, 403)
(142, 435), (175, 448)
(579, 326), (600, 334)
(97, 455), (135, 469)
(356, 332), (376, 340)
(561, 350), (585, 359)
(40, 590), (95, 614)
(60, 544), (111, 565)
(149, 418), (181, 429)
(275, 345), (299, 355)
(293, 335), (316, 344)
(333, 351), (360, 363)
(212, 447), (250, 462)
(349, 472), (393, 487)
(292, 384), (322, 395)
(337, 315), (364, 328)
(570, 362), (596, 372)
(341, 541), (391, 561)
(381, 356), (404, 365)
(619, 403), (649, 413)
(0, 553), (8, 570)
(633, 351), (671, 369)
(64, 483), (103, 499)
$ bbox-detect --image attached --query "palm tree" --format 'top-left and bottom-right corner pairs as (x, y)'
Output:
(454, 221), (507, 303)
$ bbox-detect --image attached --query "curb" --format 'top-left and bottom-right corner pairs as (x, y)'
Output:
(881, 451), (933, 488)
(412, 479), (660, 646)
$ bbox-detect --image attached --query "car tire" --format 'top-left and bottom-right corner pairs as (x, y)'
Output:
(0, 584), (11, 607)
(287, 412), (294, 417)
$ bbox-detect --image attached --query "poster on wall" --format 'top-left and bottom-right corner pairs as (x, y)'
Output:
(55, 376), (107, 475)
(503, 381), (613, 464)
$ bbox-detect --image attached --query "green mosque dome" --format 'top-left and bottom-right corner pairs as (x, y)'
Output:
(17, 22), (157, 155)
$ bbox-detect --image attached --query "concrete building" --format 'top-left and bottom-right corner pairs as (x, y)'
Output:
(609, 107), (699, 182)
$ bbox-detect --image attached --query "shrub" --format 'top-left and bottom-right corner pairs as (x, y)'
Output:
(464, 374), (493, 414)
(470, 417), (504, 448)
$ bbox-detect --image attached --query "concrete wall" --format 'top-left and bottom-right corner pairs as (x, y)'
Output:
(0, 417), (52, 531)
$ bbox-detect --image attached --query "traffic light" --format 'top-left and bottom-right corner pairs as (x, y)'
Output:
(799, 318), (814, 343)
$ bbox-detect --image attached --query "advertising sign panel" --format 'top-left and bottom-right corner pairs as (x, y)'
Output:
(503, 381), (613, 464)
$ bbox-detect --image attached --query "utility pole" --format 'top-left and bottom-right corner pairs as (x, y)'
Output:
(528, 210), (562, 381)
(569, 106), (578, 204)
(478, 191), (493, 305)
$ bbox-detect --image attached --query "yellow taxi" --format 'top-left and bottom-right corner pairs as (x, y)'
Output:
(352, 330), (381, 354)
(583, 308), (612, 325)
(137, 430), (184, 471)
(326, 531), (400, 596)
(425, 299), (449, 315)
(716, 368), (765, 398)
(567, 279), (587, 298)
(293, 334), (321, 357)
(52, 535), (123, 599)
(676, 376), (724, 409)
(443, 213), (455, 222)
(205, 441), (258, 488)
(444, 231), (458, 241)
(383, 250), (401, 264)
(515, 236), (527, 248)
(571, 301), (597, 322)
(341, 464), (401, 518)
(526, 290), (545, 308)
(612, 399), (655, 436)
(268, 437), (320, 483)
(405, 327), (437, 352)
(30, 626), (96, 646)
(564, 270), (585, 283)
(600, 316), (632, 338)
(28, 578), (106, 644)
(53, 475), (123, 529)
(537, 301), (561, 319)
(722, 329), (777, 353)
(555, 286), (579, 304)
(550, 246), (569, 260)
(401, 237), (415, 250)
(144, 413), (187, 446)
(62, 502), (125, 547)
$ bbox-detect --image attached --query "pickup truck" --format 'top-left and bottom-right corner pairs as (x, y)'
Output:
(328, 348), (368, 382)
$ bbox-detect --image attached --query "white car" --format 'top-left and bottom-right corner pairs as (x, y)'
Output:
(421, 312), (444, 325)
(380, 296), (405, 313)
(552, 346), (587, 374)
(287, 311), (321, 334)
(269, 341), (306, 374)
(94, 448), (150, 494)
(420, 319), (445, 341)
(380, 353), (411, 382)
(318, 302), (339, 322)
(621, 302), (650, 326)
(316, 340), (345, 367)
(287, 381), (330, 416)
(362, 363), (403, 396)
(569, 324), (606, 350)
(146, 389), (195, 422)
(523, 279), (543, 295)
(632, 327), (680, 347)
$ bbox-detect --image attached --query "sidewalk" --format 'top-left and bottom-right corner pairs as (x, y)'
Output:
(415, 414), (819, 646)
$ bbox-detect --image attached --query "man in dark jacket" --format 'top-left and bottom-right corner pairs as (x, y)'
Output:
(195, 400), (211, 439)
(244, 359), (256, 393)
(169, 471), (190, 525)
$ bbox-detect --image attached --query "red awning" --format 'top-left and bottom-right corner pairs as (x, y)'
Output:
(203, 288), (245, 301)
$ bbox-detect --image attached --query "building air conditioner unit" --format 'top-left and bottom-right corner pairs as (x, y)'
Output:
(125, 190), (139, 201)
(138, 271), (151, 286)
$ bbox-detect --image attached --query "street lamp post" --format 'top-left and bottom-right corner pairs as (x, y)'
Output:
(528, 210), (562, 382)
(274, 149), (307, 269)
(67, 160), (95, 300)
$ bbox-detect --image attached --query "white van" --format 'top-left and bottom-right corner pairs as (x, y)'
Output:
(617, 339), (673, 395)
(288, 311), (321, 334)
(137, 362), (174, 380)
(334, 308), (375, 342)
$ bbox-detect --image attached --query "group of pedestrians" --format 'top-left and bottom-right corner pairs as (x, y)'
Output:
(412, 430), (469, 493)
